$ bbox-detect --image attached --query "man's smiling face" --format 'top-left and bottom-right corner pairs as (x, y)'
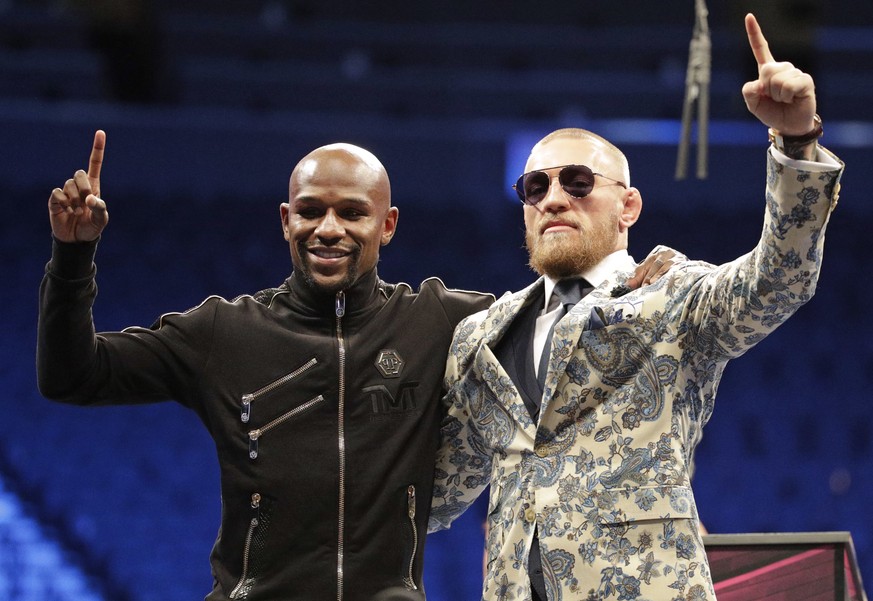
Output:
(281, 145), (397, 294)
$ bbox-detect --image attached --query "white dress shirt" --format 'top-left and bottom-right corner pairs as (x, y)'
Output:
(532, 249), (637, 375)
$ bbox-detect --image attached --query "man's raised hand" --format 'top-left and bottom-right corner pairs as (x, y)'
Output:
(741, 13), (817, 136)
(48, 130), (108, 242)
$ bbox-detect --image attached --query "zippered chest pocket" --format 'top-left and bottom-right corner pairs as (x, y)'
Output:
(240, 358), (318, 424)
(247, 394), (324, 460)
(239, 359), (323, 460)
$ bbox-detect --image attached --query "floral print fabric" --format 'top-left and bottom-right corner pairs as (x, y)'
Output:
(430, 150), (843, 601)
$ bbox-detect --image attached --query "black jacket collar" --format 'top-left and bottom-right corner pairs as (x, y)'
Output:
(284, 268), (387, 319)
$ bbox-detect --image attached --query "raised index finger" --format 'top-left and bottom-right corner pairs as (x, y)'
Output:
(745, 13), (774, 67)
(88, 129), (106, 186)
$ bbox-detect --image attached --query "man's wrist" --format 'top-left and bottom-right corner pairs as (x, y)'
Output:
(768, 114), (823, 161)
(50, 235), (99, 280)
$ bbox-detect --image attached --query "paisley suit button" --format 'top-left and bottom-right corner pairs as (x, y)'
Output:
(524, 508), (536, 523)
(535, 446), (548, 458)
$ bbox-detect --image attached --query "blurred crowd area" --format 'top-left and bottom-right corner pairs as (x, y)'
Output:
(1, 1), (872, 599)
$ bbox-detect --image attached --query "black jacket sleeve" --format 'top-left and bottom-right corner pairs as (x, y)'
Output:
(37, 237), (213, 407)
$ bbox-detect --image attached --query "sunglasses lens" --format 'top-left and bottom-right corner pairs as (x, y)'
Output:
(518, 171), (550, 205)
(516, 166), (597, 205)
(559, 166), (595, 198)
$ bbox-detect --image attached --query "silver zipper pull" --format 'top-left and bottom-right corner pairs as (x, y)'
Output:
(251, 492), (261, 524)
(407, 485), (416, 518)
(241, 394), (253, 423)
(404, 484), (419, 591)
(248, 430), (261, 459)
(335, 291), (346, 318)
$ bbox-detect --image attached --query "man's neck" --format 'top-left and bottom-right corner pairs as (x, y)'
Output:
(542, 249), (633, 310)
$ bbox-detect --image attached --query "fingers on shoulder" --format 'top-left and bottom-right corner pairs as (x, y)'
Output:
(645, 251), (679, 284)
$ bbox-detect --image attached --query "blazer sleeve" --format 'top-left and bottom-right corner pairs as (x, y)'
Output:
(670, 146), (843, 360)
(428, 313), (494, 533)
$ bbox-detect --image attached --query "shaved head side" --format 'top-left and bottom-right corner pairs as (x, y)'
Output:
(529, 128), (630, 187)
(292, 143), (392, 206)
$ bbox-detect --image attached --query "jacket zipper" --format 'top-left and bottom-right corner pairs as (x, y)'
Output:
(335, 291), (347, 601)
(247, 395), (325, 459)
(241, 358), (318, 423)
(229, 492), (261, 599)
(403, 485), (419, 591)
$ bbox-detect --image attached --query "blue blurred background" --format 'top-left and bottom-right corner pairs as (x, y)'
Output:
(1, 0), (872, 599)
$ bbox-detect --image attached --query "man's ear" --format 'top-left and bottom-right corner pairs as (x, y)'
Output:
(280, 203), (291, 240)
(619, 187), (642, 232)
(381, 206), (399, 246)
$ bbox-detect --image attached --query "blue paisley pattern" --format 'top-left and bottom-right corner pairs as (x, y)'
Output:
(430, 149), (843, 601)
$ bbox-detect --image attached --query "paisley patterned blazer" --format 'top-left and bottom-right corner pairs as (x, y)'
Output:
(429, 149), (843, 601)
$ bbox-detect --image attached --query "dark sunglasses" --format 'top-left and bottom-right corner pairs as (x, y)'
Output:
(513, 164), (626, 206)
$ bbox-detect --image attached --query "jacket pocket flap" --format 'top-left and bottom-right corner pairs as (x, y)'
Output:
(591, 486), (695, 524)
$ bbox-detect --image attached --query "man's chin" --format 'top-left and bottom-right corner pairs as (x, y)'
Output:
(528, 244), (599, 278)
(300, 267), (359, 295)
(526, 224), (618, 278)
(307, 276), (348, 295)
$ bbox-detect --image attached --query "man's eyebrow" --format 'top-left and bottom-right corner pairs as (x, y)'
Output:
(339, 197), (373, 208)
(294, 196), (372, 207)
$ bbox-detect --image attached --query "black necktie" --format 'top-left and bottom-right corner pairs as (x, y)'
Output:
(530, 278), (590, 601)
(536, 278), (589, 389)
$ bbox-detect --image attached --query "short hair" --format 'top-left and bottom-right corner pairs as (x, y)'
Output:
(531, 128), (630, 186)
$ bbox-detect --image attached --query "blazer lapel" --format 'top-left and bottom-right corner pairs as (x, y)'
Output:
(477, 280), (542, 347)
(539, 270), (635, 414)
(469, 280), (545, 436)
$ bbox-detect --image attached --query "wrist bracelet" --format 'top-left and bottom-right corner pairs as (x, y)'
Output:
(768, 114), (823, 158)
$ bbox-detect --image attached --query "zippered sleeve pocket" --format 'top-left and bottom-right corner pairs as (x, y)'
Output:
(241, 358), (318, 423)
(248, 395), (325, 460)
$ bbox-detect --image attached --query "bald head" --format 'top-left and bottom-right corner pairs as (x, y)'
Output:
(281, 142), (399, 294)
(291, 143), (391, 208)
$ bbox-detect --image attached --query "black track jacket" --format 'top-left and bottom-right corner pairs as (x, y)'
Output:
(37, 238), (493, 601)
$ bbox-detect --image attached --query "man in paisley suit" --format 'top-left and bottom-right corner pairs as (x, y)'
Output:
(429, 14), (844, 601)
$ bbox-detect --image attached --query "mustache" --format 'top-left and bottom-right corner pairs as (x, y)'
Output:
(537, 217), (582, 233)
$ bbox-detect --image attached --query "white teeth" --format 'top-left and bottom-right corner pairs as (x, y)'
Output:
(312, 250), (347, 259)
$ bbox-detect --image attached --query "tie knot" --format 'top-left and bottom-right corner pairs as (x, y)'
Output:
(549, 278), (590, 311)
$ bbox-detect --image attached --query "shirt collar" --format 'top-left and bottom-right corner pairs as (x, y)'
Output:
(542, 249), (635, 312)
